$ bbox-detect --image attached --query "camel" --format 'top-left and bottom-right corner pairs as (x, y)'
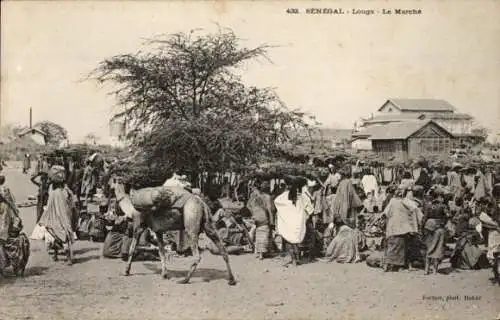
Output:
(110, 179), (236, 286)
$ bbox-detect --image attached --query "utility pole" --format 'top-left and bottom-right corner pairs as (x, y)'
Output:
(29, 107), (33, 128)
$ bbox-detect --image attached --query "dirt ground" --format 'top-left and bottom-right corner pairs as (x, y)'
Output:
(0, 163), (499, 320)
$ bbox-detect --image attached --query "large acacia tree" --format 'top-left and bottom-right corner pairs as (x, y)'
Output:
(91, 28), (315, 186)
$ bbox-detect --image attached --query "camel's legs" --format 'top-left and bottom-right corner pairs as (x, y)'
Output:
(155, 232), (169, 279)
(204, 223), (236, 286)
(124, 227), (143, 276)
(179, 232), (201, 284)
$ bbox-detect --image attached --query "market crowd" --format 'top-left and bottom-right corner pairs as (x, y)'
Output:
(0, 152), (499, 286)
(239, 160), (500, 280)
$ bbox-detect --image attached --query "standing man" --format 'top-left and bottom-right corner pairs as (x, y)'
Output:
(81, 161), (96, 209)
(323, 164), (341, 196)
(31, 169), (50, 223)
(22, 154), (31, 174)
(298, 179), (320, 260)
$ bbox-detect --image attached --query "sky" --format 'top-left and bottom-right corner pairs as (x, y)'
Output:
(2, 0), (500, 143)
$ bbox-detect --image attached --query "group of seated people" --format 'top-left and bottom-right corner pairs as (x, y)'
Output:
(316, 164), (500, 279)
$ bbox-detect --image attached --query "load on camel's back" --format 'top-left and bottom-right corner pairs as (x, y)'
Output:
(127, 173), (193, 213)
(129, 186), (175, 211)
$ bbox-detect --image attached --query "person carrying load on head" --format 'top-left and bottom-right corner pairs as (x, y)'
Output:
(38, 165), (78, 265)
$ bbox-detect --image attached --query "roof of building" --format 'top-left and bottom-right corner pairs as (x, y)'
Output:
(423, 113), (473, 120)
(17, 127), (47, 136)
(361, 113), (422, 123)
(353, 120), (453, 140)
(361, 112), (473, 125)
(378, 99), (456, 112)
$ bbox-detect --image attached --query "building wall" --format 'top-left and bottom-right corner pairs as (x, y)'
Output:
(372, 140), (406, 160)
(362, 119), (472, 135)
(407, 137), (451, 158)
(351, 138), (372, 150)
(432, 119), (472, 135)
(25, 132), (46, 145)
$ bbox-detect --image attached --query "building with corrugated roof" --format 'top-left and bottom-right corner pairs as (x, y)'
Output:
(360, 120), (454, 160)
(359, 99), (474, 136)
(352, 99), (477, 151)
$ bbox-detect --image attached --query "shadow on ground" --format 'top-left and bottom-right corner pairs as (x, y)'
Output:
(24, 266), (50, 277)
(142, 263), (229, 282)
(73, 255), (101, 264)
(0, 266), (51, 287)
(73, 247), (100, 255)
(437, 267), (456, 275)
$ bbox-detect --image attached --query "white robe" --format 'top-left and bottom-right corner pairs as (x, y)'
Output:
(275, 191), (308, 244)
(361, 174), (378, 195)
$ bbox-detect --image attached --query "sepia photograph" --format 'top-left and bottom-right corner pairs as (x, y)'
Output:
(1, 1), (499, 319)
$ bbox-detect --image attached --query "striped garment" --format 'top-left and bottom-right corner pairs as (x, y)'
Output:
(254, 225), (271, 254)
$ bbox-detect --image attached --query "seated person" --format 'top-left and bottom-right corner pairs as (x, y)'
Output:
(102, 204), (159, 261)
(0, 176), (30, 276)
(199, 209), (252, 255)
(450, 217), (489, 270)
(321, 215), (366, 264)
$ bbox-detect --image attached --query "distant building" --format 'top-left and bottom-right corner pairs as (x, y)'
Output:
(312, 128), (353, 149)
(17, 127), (47, 145)
(360, 120), (454, 161)
(353, 98), (477, 150)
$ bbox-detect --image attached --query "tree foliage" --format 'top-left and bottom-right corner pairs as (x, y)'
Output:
(33, 121), (68, 146)
(471, 125), (490, 143)
(90, 28), (316, 183)
(84, 133), (100, 145)
(1, 123), (27, 140)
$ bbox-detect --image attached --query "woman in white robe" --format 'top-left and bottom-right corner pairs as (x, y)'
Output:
(274, 181), (312, 266)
